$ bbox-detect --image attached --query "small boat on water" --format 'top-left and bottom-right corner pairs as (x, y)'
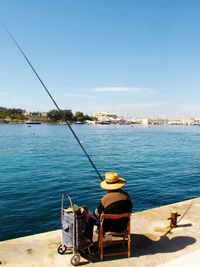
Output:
(26, 120), (41, 125)
(75, 121), (85, 124)
(98, 121), (110, 125)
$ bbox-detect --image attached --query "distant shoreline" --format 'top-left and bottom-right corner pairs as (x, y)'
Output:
(1, 120), (200, 126)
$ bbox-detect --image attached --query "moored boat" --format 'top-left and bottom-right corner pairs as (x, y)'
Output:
(26, 120), (41, 125)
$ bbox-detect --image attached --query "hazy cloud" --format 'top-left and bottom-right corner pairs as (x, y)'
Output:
(82, 101), (168, 116)
(116, 101), (168, 109)
(94, 86), (156, 94)
(63, 93), (96, 98)
(0, 92), (12, 97)
(180, 104), (200, 111)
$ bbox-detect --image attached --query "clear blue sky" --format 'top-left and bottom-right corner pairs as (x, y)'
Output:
(0, 0), (200, 118)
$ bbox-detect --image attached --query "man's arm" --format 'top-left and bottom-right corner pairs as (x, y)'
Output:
(95, 202), (104, 217)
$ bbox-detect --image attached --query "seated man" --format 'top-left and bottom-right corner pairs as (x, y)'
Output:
(86, 172), (132, 240)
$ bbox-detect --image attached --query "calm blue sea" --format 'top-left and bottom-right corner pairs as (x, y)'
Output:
(0, 124), (200, 241)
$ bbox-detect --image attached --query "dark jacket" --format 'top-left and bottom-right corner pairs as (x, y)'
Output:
(95, 189), (132, 232)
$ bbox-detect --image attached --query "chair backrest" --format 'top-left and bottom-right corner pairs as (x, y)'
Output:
(100, 212), (131, 232)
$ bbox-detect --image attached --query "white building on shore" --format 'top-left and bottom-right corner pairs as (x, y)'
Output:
(93, 112), (118, 123)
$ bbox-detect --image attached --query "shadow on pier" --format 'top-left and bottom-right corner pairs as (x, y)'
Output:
(84, 233), (196, 263)
(131, 233), (196, 257)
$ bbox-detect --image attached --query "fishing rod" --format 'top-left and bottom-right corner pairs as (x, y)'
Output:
(1, 19), (103, 181)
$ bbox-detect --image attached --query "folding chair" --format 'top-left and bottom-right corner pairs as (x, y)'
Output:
(98, 212), (131, 261)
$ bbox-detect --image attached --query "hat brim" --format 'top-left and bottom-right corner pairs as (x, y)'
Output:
(100, 177), (126, 190)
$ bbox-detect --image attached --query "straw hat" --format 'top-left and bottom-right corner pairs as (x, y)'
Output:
(100, 172), (126, 190)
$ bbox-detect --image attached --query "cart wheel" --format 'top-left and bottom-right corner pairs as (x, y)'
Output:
(57, 244), (67, 255)
(70, 253), (81, 266)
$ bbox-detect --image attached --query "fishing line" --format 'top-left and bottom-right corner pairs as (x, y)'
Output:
(1, 19), (103, 181)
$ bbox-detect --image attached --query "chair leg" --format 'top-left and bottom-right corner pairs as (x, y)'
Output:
(100, 244), (103, 261)
(99, 227), (104, 261)
(128, 235), (131, 257)
(100, 235), (103, 261)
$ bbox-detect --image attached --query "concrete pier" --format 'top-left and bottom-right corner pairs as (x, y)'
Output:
(1, 197), (200, 266)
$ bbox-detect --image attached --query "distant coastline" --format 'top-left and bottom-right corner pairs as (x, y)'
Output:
(1, 118), (200, 126)
(0, 106), (200, 126)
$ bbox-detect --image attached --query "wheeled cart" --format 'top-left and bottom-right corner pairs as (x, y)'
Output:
(57, 193), (93, 266)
